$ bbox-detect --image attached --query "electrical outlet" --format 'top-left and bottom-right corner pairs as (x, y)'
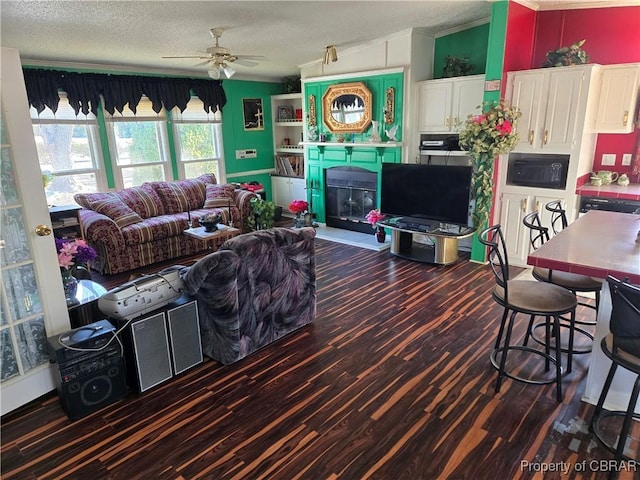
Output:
(601, 153), (616, 166)
(622, 153), (633, 166)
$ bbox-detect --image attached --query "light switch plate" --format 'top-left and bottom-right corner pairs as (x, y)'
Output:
(601, 153), (616, 166)
(622, 153), (633, 166)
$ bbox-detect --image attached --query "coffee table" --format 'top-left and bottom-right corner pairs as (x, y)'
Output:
(184, 224), (241, 246)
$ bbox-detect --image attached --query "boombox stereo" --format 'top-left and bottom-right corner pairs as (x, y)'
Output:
(47, 320), (127, 420)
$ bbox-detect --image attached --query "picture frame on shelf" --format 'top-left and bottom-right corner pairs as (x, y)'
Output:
(277, 105), (294, 121)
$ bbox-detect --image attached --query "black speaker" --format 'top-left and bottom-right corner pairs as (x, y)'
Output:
(119, 298), (202, 393)
(47, 321), (127, 421)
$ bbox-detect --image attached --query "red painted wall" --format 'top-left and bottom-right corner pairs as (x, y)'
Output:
(503, 1), (536, 77)
(533, 6), (640, 177)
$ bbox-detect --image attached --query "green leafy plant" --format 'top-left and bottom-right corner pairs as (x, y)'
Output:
(245, 196), (275, 231)
(459, 100), (521, 228)
(542, 39), (589, 67)
(442, 55), (475, 78)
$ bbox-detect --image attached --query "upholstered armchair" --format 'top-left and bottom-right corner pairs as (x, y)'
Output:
(180, 227), (316, 365)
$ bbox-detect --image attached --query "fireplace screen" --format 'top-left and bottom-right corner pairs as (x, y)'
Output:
(324, 166), (377, 234)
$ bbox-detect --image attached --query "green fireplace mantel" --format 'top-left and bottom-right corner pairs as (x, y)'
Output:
(305, 145), (401, 223)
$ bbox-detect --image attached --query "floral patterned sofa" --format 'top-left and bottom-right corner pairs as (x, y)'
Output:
(74, 174), (256, 275)
(180, 227), (316, 365)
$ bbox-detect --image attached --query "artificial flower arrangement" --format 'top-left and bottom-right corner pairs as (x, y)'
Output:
(56, 238), (97, 271)
(458, 100), (521, 228)
(289, 200), (309, 215)
(542, 39), (589, 68)
(365, 209), (385, 228)
(199, 212), (223, 232)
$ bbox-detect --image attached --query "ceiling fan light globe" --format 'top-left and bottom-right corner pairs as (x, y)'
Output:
(208, 68), (221, 80)
(222, 65), (236, 78)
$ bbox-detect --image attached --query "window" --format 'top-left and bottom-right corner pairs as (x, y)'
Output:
(172, 101), (225, 181)
(30, 96), (105, 206)
(105, 98), (171, 189)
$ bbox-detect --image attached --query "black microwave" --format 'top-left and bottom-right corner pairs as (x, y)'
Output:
(507, 156), (569, 189)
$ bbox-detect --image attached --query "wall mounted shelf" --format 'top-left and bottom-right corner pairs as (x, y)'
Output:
(418, 150), (469, 157)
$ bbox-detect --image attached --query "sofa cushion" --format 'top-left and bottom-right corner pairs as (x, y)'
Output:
(203, 183), (235, 208)
(175, 178), (207, 211)
(74, 191), (117, 209)
(152, 181), (190, 214)
(194, 173), (217, 185)
(88, 198), (143, 228)
(115, 186), (164, 219)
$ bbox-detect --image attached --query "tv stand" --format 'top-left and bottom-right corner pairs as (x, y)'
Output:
(378, 218), (475, 265)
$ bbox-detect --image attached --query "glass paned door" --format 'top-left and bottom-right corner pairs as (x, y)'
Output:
(1, 47), (71, 415)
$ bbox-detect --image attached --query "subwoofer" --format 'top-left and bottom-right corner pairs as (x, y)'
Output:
(56, 348), (126, 420)
(48, 321), (127, 420)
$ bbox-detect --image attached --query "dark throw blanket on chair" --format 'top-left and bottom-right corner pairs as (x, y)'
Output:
(180, 227), (316, 364)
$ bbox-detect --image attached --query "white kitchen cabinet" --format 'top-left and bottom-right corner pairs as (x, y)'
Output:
(506, 65), (597, 154)
(271, 175), (306, 211)
(594, 63), (640, 134)
(499, 192), (564, 266)
(417, 75), (484, 133)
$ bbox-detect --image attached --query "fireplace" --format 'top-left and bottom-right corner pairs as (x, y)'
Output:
(324, 166), (378, 234)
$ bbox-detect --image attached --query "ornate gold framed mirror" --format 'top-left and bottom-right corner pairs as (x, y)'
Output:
(322, 82), (372, 133)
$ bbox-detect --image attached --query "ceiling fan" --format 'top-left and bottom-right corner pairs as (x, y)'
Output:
(162, 27), (264, 79)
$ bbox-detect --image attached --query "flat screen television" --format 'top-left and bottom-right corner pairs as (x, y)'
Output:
(381, 163), (473, 226)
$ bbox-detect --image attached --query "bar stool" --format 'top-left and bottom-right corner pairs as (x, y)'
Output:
(544, 200), (602, 323)
(479, 225), (577, 401)
(589, 276), (640, 479)
(522, 210), (600, 371)
(545, 200), (568, 235)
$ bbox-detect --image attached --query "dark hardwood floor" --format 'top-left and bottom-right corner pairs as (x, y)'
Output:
(2, 238), (637, 479)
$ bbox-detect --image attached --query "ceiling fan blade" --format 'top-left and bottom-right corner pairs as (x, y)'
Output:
(233, 59), (259, 68)
(235, 55), (266, 60)
(162, 55), (211, 59)
(194, 60), (211, 67)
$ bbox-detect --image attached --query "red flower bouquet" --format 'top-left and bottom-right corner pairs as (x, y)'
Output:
(289, 200), (309, 214)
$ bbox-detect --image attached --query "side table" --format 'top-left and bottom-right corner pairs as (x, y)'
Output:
(67, 279), (107, 328)
(184, 224), (241, 247)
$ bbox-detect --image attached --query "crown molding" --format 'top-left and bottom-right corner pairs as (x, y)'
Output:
(513, 0), (640, 11)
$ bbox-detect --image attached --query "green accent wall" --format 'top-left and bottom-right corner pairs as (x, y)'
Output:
(221, 80), (281, 177)
(303, 72), (403, 222)
(433, 24), (490, 79)
(305, 72), (404, 143)
(470, 0), (509, 263)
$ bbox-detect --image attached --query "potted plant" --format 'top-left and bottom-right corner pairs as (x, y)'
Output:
(442, 55), (475, 78)
(542, 39), (589, 67)
(199, 212), (223, 232)
(246, 197), (275, 231)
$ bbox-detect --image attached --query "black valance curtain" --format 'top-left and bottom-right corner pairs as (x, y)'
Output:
(23, 68), (227, 116)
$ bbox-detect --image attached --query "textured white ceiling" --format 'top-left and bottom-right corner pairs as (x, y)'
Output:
(0, 0), (495, 80)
